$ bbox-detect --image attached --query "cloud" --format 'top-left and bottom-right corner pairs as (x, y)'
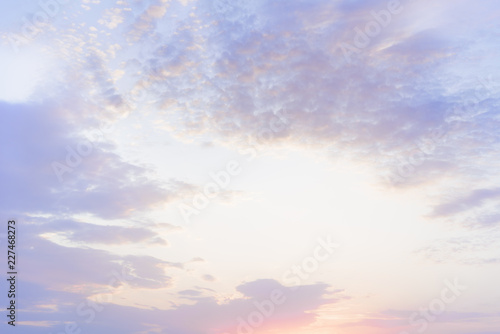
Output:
(33, 279), (340, 334)
(99, 7), (127, 29)
(109, 0), (500, 193)
(201, 274), (216, 282)
(432, 188), (500, 217)
(340, 309), (500, 330)
(0, 100), (195, 317)
(82, 0), (500, 240)
(19, 231), (179, 290)
(30, 218), (168, 245)
(127, 0), (171, 42)
(1, 1), (499, 333)
(8, 276), (340, 334)
(415, 231), (500, 265)
(178, 289), (202, 296)
(0, 101), (188, 219)
(20, 0), (499, 195)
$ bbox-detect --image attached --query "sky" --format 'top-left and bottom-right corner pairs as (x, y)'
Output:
(0, 0), (500, 333)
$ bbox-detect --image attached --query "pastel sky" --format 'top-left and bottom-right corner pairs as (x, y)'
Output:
(1, 0), (500, 333)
